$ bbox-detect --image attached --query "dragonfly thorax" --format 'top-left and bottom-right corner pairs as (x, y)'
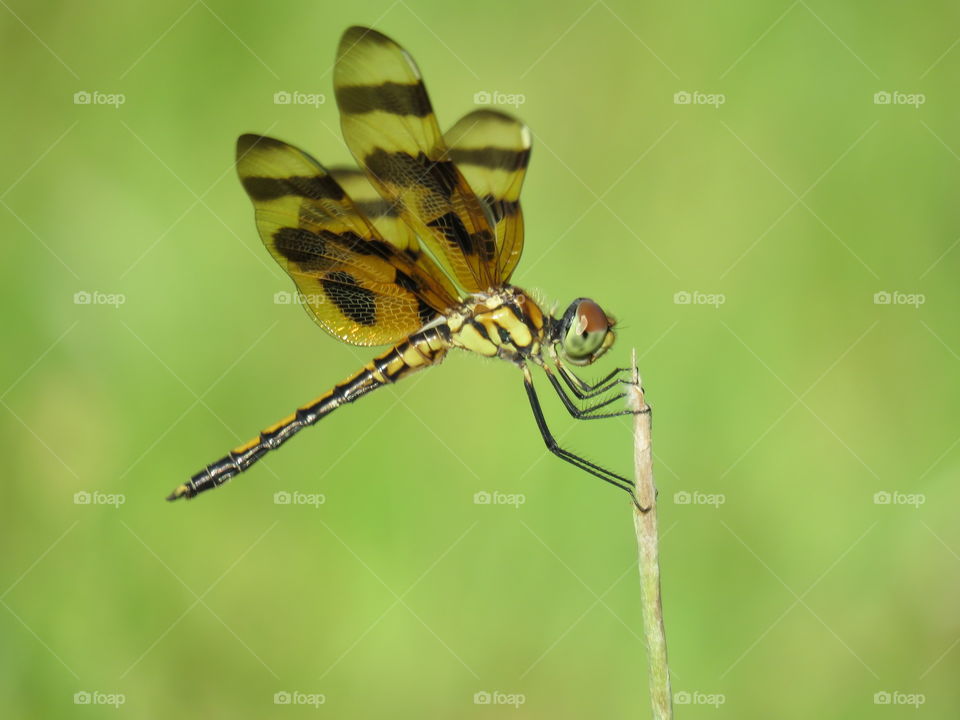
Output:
(443, 289), (615, 368)
(445, 286), (546, 362)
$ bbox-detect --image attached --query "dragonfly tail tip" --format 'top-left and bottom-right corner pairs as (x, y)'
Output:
(166, 484), (190, 502)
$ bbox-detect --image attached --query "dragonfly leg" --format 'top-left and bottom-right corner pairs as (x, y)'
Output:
(537, 363), (637, 420)
(555, 360), (629, 399)
(521, 364), (642, 506)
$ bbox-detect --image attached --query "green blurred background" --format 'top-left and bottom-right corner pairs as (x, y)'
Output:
(2, 0), (958, 717)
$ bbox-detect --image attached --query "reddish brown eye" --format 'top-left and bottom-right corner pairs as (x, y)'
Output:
(576, 300), (608, 335)
(562, 298), (612, 364)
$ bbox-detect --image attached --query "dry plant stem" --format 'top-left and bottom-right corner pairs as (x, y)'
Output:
(629, 349), (672, 720)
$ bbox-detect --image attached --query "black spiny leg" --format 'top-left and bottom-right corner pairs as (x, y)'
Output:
(555, 359), (631, 400)
(538, 364), (635, 420)
(521, 364), (644, 509)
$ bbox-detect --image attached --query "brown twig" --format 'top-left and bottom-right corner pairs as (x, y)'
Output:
(628, 348), (672, 719)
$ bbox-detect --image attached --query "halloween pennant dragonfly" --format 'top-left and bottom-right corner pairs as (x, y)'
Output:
(167, 26), (642, 506)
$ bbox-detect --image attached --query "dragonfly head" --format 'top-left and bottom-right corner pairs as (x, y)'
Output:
(554, 298), (616, 366)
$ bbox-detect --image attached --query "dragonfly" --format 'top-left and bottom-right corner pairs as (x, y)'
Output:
(166, 26), (642, 506)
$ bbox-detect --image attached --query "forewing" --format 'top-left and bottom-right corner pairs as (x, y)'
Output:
(236, 133), (458, 346)
(329, 166), (459, 300)
(444, 109), (531, 282)
(334, 25), (498, 293)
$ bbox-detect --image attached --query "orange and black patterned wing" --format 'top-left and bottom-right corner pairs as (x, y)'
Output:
(444, 109), (531, 283)
(236, 133), (459, 346)
(334, 26), (498, 293)
(328, 166), (459, 300)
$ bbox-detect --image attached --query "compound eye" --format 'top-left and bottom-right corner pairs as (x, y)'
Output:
(562, 300), (609, 362)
